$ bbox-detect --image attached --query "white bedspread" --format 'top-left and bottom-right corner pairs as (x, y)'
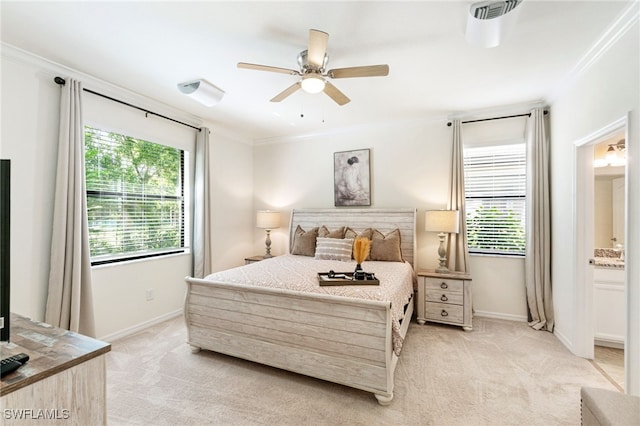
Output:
(204, 254), (415, 355)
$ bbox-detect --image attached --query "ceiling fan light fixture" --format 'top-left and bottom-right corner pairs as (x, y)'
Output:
(301, 74), (326, 94)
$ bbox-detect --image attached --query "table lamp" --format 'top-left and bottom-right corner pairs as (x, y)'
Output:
(256, 210), (280, 258)
(425, 210), (460, 273)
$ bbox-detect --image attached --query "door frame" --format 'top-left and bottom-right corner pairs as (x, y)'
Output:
(573, 114), (628, 360)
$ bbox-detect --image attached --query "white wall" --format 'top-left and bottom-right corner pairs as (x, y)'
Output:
(252, 117), (529, 320)
(549, 7), (639, 393)
(1, 52), (60, 321)
(1, 47), (254, 340)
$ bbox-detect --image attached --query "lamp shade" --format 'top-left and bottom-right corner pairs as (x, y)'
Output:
(256, 210), (280, 229)
(425, 210), (460, 234)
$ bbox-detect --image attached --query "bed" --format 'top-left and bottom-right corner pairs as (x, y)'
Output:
(184, 208), (417, 404)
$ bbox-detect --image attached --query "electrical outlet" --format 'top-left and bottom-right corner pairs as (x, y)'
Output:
(146, 288), (154, 301)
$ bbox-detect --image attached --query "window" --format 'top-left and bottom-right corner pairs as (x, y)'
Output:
(463, 143), (526, 255)
(85, 126), (186, 264)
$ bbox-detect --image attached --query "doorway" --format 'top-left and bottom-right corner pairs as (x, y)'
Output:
(574, 115), (628, 391)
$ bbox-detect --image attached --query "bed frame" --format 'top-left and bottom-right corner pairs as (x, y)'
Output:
(184, 208), (416, 404)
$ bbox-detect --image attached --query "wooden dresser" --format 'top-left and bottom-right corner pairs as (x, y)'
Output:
(1, 313), (111, 425)
(416, 269), (472, 331)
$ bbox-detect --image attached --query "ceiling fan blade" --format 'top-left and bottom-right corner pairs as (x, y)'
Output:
(308, 29), (329, 68)
(238, 62), (300, 76)
(270, 82), (302, 102)
(323, 81), (350, 106)
(328, 64), (389, 79)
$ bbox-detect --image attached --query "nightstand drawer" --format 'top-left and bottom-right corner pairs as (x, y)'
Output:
(425, 289), (463, 305)
(425, 302), (464, 324)
(423, 277), (463, 293)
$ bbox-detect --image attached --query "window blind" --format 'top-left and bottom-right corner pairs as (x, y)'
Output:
(84, 126), (185, 264)
(464, 143), (526, 255)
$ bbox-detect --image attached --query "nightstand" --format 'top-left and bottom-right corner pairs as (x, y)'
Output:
(416, 269), (472, 331)
(244, 255), (269, 264)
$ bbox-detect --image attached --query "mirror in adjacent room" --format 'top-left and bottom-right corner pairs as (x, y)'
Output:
(593, 134), (625, 249)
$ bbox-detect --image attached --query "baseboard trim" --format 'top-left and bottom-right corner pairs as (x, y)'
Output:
(99, 309), (183, 342)
(595, 339), (625, 350)
(554, 327), (573, 352)
(474, 310), (527, 322)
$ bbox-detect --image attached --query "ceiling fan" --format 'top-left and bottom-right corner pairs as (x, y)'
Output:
(238, 29), (389, 106)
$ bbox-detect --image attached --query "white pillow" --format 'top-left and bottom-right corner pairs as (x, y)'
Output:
(314, 238), (354, 262)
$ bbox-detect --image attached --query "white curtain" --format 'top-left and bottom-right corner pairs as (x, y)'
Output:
(45, 79), (95, 337)
(447, 120), (470, 273)
(192, 127), (212, 278)
(525, 108), (554, 331)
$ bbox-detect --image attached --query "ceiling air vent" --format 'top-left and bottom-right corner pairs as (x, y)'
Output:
(470, 0), (522, 20)
(466, 0), (523, 47)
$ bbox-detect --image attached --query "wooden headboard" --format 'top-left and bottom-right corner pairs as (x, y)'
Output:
(289, 208), (417, 268)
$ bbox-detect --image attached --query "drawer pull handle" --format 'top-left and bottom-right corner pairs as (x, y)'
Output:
(440, 282), (448, 289)
(440, 294), (448, 302)
(441, 310), (449, 317)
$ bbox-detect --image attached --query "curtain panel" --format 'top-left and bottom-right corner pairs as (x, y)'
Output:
(525, 108), (554, 331)
(447, 120), (470, 273)
(45, 78), (96, 337)
(192, 127), (212, 278)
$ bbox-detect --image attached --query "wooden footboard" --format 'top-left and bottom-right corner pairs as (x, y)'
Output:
(184, 276), (408, 404)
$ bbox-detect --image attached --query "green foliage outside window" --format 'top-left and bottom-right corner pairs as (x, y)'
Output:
(85, 127), (184, 260)
(466, 205), (525, 254)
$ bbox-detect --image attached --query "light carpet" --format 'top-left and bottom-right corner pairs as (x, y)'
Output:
(106, 316), (616, 425)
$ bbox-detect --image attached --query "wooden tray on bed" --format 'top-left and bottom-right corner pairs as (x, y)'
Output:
(317, 272), (380, 286)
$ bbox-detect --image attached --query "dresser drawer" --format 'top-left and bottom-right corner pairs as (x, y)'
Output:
(425, 289), (463, 305)
(425, 302), (464, 324)
(424, 302), (464, 324)
(423, 277), (464, 293)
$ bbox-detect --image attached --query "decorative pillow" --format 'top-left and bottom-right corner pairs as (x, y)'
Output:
(318, 225), (345, 239)
(315, 238), (354, 261)
(291, 225), (319, 257)
(344, 227), (373, 240)
(369, 228), (403, 262)
(344, 227), (357, 240)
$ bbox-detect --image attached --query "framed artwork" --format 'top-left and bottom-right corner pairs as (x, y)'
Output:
(334, 148), (371, 206)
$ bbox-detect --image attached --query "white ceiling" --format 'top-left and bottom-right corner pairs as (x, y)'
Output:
(0, 1), (631, 142)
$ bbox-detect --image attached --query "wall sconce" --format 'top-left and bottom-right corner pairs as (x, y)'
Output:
(256, 210), (281, 258)
(177, 79), (225, 107)
(594, 139), (626, 168)
(425, 210), (460, 273)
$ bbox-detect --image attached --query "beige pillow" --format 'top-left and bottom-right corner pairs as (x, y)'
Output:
(315, 237), (354, 261)
(369, 228), (403, 262)
(318, 225), (345, 239)
(291, 225), (319, 257)
(345, 227), (373, 240)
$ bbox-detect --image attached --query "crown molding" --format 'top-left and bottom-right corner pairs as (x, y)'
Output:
(1, 42), (204, 129)
(547, 1), (640, 103)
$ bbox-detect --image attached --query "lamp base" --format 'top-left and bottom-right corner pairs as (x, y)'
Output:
(435, 232), (449, 274)
(264, 230), (272, 258)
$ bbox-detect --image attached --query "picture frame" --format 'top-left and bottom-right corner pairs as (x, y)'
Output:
(334, 148), (371, 206)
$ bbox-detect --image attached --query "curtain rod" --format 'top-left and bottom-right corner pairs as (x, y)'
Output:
(446, 110), (548, 126)
(54, 77), (201, 132)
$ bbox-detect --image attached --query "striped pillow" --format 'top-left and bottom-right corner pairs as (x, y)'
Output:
(314, 238), (354, 261)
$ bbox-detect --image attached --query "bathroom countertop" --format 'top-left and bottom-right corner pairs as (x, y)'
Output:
(591, 248), (625, 269)
(590, 257), (625, 269)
